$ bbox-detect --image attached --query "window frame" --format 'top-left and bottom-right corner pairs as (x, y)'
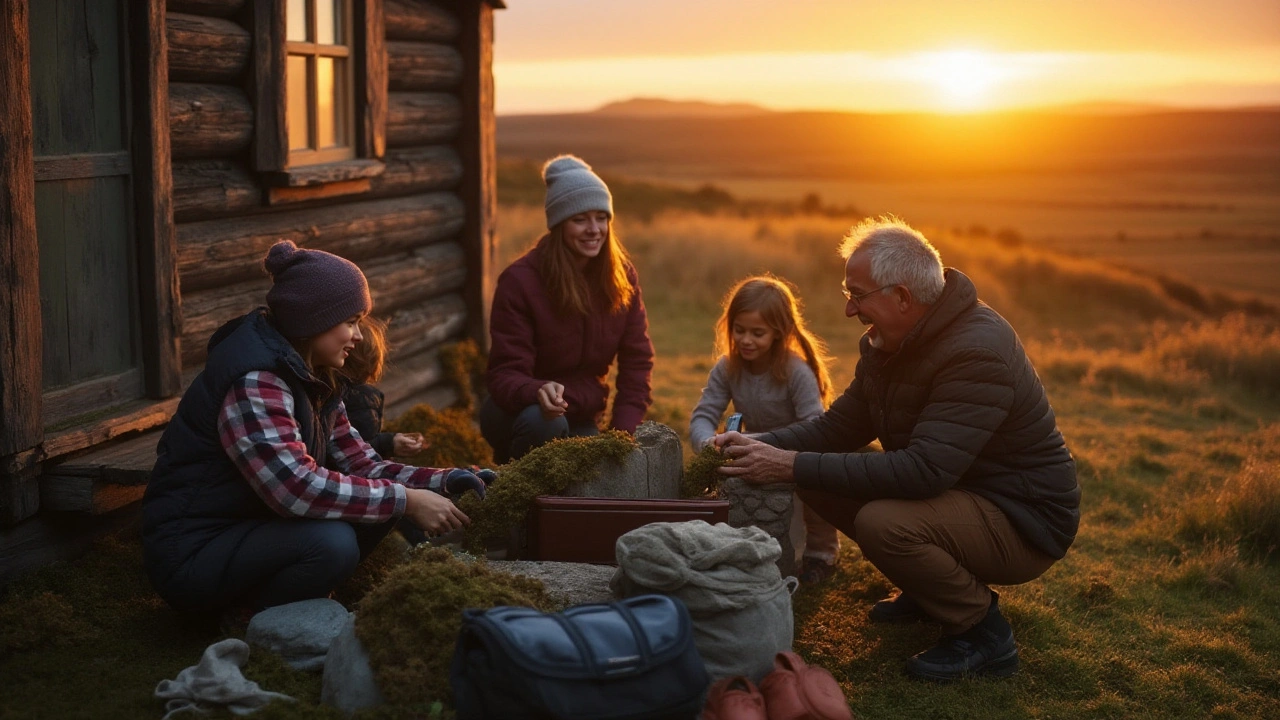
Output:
(253, 0), (386, 188)
(285, 0), (356, 167)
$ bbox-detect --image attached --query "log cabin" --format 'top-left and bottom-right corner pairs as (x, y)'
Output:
(0, 0), (503, 580)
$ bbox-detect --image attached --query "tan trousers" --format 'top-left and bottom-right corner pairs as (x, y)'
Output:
(797, 487), (1057, 635)
(798, 499), (841, 562)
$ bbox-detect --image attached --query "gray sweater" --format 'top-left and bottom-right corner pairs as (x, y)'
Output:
(689, 353), (824, 450)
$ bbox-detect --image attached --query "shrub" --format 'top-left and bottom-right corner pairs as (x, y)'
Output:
(354, 547), (555, 709)
(438, 339), (487, 414)
(1179, 458), (1280, 561)
(681, 445), (728, 498)
(1149, 314), (1280, 399)
(385, 404), (493, 469)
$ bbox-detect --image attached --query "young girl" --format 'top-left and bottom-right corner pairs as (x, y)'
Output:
(339, 315), (425, 460)
(688, 276), (841, 584)
(143, 240), (491, 614)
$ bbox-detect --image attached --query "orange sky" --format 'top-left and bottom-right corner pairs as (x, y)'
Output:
(492, 0), (1280, 114)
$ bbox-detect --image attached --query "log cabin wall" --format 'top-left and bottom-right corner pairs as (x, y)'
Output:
(165, 0), (492, 418)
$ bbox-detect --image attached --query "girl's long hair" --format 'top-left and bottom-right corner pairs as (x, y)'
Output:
(715, 276), (833, 403)
(534, 221), (634, 316)
(340, 315), (388, 385)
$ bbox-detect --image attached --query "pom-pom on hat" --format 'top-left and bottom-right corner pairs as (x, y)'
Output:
(263, 240), (372, 338)
(543, 154), (613, 230)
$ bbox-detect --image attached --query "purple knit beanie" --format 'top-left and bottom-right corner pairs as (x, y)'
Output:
(263, 240), (372, 338)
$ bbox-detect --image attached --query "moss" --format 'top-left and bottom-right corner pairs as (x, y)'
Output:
(0, 590), (98, 658)
(384, 404), (493, 468)
(331, 531), (411, 607)
(437, 339), (487, 414)
(457, 431), (638, 553)
(681, 445), (728, 498)
(353, 547), (555, 709)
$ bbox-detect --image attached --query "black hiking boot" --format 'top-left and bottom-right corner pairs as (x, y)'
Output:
(869, 592), (930, 623)
(905, 592), (1018, 682)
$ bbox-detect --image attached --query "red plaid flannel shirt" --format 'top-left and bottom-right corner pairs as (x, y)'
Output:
(217, 370), (442, 522)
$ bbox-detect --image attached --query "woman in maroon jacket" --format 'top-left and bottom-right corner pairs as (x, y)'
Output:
(481, 155), (654, 462)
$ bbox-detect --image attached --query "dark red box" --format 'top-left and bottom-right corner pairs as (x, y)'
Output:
(527, 496), (732, 564)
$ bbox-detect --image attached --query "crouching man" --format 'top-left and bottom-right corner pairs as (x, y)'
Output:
(715, 217), (1080, 682)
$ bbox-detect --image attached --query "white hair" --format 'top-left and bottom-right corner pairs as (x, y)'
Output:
(839, 216), (945, 305)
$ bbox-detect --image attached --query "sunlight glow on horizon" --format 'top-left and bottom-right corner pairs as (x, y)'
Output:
(494, 47), (1280, 115)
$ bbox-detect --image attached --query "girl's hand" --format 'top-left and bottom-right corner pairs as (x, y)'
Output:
(537, 381), (569, 419)
(393, 432), (425, 456)
(403, 488), (470, 535)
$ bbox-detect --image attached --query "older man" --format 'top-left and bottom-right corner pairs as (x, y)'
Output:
(715, 217), (1079, 682)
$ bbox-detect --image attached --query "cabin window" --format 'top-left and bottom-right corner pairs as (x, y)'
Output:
(254, 0), (386, 191)
(285, 0), (356, 166)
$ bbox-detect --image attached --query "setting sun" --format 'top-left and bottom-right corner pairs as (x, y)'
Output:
(908, 49), (1018, 111)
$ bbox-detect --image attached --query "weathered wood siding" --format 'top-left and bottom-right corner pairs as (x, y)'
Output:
(165, 0), (476, 413)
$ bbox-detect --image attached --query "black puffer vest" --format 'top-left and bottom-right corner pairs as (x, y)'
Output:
(142, 309), (344, 608)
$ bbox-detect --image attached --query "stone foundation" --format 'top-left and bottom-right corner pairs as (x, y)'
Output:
(722, 478), (804, 578)
(563, 421), (683, 499)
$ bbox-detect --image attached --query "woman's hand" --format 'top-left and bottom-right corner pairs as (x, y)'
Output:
(714, 432), (797, 485)
(537, 381), (569, 419)
(393, 432), (425, 456)
(403, 488), (470, 535)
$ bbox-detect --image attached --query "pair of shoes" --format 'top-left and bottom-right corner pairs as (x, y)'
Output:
(798, 557), (836, 585)
(868, 591), (929, 623)
(904, 592), (1018, 682)
(702, 654), (853, 720)
(702, 676), (767, 720)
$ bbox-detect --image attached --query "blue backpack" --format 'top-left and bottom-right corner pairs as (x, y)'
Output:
(450, 594), (709, 720)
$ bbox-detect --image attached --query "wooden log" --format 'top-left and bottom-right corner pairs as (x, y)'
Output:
(166, 0), (246, 18)
(387, 41), (463, 92)
(387, 92), (461, 148)
(42, 396), (182, 461)
(252, 0), (287, 172)
(456, 1), (498, 351)
(380, 348), (443, 408)
(384, 383), (458, 422)
(169, 82), (253, 160)
(384, 0), (460, 42)
(167, 12), (251, 84)
(369, 145), (463, 197)
(177, 192), (465, 290)
(0, 0), (42, 462)
(357, 0), (387, 159)
(134, 0), (184, 399)
(179, 242), (467, 365)
(172, 159), (260, 221)
(385, 293), (467, 361)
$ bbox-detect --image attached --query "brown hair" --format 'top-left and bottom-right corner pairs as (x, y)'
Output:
(533, 221), (634, 316)
(340, 315), (388, 385)
(714, 276), (833, 404)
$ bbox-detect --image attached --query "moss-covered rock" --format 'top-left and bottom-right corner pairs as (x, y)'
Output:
(384, 404), (493, 469)
(682, 445), (729, 498)
(457, 431), (638, 554)
(353, 547), (555, 709)
(331, 531), (411, 608)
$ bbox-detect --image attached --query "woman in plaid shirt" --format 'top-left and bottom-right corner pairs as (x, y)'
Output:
(143, 241), (492, 614)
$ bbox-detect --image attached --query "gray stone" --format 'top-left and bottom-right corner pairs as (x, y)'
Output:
(565, 421), (683, 499)
(488, 560), (618, 608)
(245, 598), (349, 672)
(722, 478), (803, 578)
(320, 614), (385, 714)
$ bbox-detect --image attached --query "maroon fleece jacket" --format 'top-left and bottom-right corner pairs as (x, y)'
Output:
(486, 246), (654, 432)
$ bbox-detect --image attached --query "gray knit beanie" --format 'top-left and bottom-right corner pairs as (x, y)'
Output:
(543, 154), (613, 229)
(263, 240), (372, 338)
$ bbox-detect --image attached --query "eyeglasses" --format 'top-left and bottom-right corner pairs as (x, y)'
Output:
(841, 284), (894, 304)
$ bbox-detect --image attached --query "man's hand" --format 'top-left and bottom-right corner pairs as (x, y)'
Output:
(715, 432), (797, 485)
(392, 432), (425, 456)
(403, 487), (469, 535)
(536, 381), (569, 419)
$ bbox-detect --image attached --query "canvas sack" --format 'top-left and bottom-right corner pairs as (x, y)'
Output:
(611, 520), (797, 682)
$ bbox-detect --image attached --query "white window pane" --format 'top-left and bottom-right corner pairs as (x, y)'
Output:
(287, 0), (308, 42)
(287, 55), (311, 151)
(316, 0), (341, 45)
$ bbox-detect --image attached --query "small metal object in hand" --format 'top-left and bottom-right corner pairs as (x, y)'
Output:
(725, 413), (743, 433)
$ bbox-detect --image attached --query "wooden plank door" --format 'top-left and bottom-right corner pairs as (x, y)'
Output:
(28, 0), (143, 428)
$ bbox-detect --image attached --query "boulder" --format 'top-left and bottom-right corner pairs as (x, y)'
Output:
(722, 478), (804, 578)
(320, 613), (385, 714)
(565, 421), (683, 499)
(487, 560), (617, 607)
(244, 598), (349, 671)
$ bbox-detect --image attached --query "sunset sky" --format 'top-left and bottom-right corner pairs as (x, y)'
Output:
(492, 0), (1280, 115)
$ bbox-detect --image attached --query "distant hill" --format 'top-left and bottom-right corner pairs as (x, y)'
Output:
(497, 106), (1280, 181)
(590, 97), (772, 118)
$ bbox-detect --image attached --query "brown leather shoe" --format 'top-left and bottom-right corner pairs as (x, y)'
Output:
(702, 676), (767, 720)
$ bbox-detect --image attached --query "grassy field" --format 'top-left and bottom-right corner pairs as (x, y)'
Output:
(3, 199), (1279, 718)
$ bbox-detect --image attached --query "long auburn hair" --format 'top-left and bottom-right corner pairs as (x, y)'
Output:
(340, 315), (388, 384)
(534, 221), (634, 316)
(715, 276), (833, 404)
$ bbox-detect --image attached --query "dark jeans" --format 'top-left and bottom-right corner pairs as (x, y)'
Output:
(479, 398), (599, 464)
(194, 517), (395, 611)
